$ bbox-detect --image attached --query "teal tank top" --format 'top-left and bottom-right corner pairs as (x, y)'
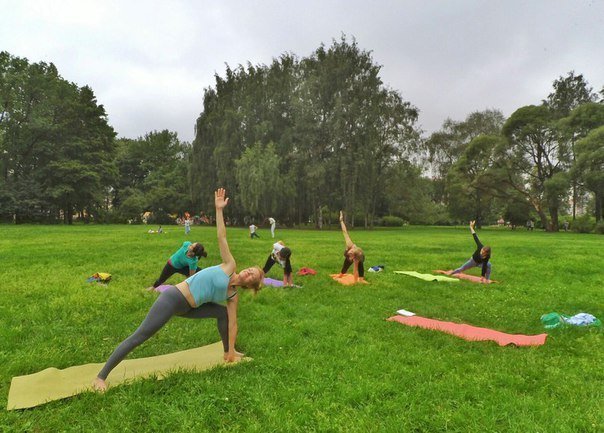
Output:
(185, 265), (230, 306)
(170, 241), (199, 271)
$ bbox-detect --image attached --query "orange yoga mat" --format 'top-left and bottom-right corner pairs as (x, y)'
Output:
(434, 270), (498, 284)
(330, 274), (369, 286)
(388, 315), (547, 347)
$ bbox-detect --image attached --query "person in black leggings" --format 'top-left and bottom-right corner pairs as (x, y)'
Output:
(262, 241), (293, 286)
(148, 241), (207, 289)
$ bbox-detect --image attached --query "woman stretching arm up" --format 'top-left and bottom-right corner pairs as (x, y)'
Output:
(93, 188), (263, 391)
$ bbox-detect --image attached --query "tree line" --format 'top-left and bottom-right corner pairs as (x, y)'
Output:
(1, 38), (603, 231)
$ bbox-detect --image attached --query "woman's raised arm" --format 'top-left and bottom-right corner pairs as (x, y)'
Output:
(215, 188), (235, 272)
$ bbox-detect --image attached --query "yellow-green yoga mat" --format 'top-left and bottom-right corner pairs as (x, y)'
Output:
(394, 271), (460, 282)
(7, 341), (248, 410)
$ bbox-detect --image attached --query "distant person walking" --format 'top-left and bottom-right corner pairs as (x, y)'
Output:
(447, 220), (492, 283)
(268, 217), (276, 238)
(148, 241), (207, 289)
(184, 218), (191, 235)
(249, 224), (260, 239)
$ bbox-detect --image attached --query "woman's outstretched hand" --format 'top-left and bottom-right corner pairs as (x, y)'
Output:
(215, 188), (229, 210)
(339, 210), (344, 222)
(469, 220), (476, 229)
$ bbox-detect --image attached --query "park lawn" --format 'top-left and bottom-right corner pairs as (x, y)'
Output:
(0, 224), (602, 432)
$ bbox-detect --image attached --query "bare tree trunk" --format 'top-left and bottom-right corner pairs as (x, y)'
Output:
(548, 205), (559, 231)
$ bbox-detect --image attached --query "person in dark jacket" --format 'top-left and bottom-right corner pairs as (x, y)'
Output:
(448, 220), (492, 283)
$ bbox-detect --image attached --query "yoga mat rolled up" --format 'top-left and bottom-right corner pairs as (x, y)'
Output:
(7, 342), (249, 410)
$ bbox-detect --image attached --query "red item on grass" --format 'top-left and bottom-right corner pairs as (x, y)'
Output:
(387, 315), (547, 347)
(297, 267), (317, 276)
(434, 270), (498, 284)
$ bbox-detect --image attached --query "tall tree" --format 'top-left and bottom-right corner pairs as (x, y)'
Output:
(424, 109), (505, 206)
(498, 105), (570, 231)
(558, 102), (604, 219)
(573, 126), (604, 221)
(447, 135), (505, 225)
(544, 71), (596, 118)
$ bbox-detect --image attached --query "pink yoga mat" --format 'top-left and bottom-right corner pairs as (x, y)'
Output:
(155, 285), (171, 292)
(388, 315), (547, 347)
(434, 270), (499, 284)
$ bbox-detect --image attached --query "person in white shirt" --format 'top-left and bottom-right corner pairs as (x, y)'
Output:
(268, 217), (276, 238)
(262, 241), (293, 286)
(249, 224), (259, 239)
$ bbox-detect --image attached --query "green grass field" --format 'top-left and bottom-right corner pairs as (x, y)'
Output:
(1, 225), (602, 432)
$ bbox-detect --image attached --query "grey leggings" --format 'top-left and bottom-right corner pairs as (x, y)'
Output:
(452, 257), (492, 280)
(98, 286), (228, 380)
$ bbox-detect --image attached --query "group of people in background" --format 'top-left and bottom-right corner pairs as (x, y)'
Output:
(94, 191), (491, 391)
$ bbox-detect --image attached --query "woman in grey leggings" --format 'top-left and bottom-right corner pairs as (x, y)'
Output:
(93, 188), (264, 391)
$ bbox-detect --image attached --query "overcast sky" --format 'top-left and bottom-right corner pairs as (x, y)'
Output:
(2, 0), (603, 142)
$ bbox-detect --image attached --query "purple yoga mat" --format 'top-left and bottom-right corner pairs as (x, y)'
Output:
(155, 285), (172, 292)
(263, 278), (284, 287)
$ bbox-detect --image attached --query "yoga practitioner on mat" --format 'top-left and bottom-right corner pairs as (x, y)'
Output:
(93, 188), (264, 391)
(447, 220), (492, 283)
(147, 240), (207, 290)
(262, 241), (293, 286)
(337, 210), (365, 282)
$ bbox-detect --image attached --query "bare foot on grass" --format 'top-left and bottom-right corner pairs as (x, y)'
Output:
(224, 351), (245, 362)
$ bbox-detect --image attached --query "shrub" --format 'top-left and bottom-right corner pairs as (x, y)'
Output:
(381, 215), (405, 227)
(572, 215), (596, 233)
(595, 221), (604, 235)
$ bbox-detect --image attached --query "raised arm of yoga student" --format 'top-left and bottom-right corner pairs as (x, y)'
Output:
(214, 188), (239, 362)
(215, 188), (236, 275)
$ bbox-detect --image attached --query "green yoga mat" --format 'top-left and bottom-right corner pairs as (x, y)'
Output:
(7, 342), (249, 410)
(394, 271), (460, 282)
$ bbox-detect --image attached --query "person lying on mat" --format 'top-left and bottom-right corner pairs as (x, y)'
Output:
(147, 241), (208, 290)
(93, 188), (264, 391)
(336, 210), (365, 283)
(446, 220), (492, 283)
(262, 241), (293, 286)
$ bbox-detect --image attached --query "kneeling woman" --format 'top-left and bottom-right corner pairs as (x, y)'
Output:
(338, 211), (366, 282)
(262, 241), (293, 286)
(94, 188), (264, 391)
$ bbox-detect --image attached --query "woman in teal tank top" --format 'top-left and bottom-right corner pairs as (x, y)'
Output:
(93, 188), (265, 391)
(148, 241), (207, 289)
